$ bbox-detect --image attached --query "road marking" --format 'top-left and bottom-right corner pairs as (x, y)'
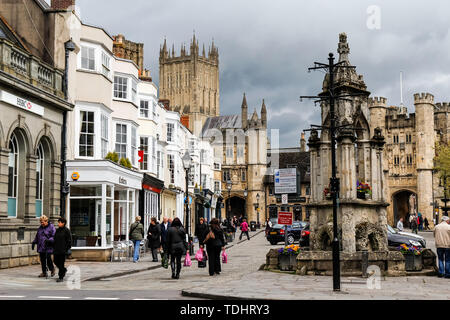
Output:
(85, 297), (120, 300)
(38, 296), (71, 299)
(0, 295), (25, 298)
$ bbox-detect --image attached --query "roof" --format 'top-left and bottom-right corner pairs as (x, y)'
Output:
(201, 114), (242, 136)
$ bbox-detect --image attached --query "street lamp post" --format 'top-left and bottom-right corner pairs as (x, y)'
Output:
(182, 151), (193, 251)
(227, 180), (232, 219)
(256, 193), (260, 226)
(440, 175), (449, 217)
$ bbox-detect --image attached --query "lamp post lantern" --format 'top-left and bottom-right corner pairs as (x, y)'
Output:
(256, 193), (260, 225)
(182, 151), (193, 249)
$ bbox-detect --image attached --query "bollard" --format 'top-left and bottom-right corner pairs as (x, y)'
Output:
(361, 249), (369, 278)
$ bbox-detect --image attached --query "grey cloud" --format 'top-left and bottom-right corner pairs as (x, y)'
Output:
(77, 0), (450, 147)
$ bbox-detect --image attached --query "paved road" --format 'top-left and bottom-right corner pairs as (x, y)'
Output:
(0, 228), (448, 300)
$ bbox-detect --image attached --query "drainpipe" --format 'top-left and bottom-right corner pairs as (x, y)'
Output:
(61, 39), (76, 218)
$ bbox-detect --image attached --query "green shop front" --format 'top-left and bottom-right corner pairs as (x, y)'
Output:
(66, 160), (143, 261)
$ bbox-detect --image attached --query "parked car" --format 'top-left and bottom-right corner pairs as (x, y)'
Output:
(299, 223), (310, 247)
(267, 221), (308, 245)
(387, 225), (426, 248)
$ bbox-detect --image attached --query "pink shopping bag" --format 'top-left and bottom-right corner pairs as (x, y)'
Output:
(221, 250), (228, 264)
(184, 252), (192, 267)
(195, 248), (203, 261)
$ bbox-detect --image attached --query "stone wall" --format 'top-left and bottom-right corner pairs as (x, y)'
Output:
(0, 226), (40, 269)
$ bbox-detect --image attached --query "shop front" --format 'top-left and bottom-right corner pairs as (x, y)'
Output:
(66, 160), (142, 261)
(140, 173), (164, 233)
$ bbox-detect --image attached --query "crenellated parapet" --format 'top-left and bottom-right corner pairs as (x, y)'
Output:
(413, 92), (434, 105)
(369, 96), (387, 108)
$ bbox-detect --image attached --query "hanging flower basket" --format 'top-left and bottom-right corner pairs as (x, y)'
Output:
(357, 181), (372, 200)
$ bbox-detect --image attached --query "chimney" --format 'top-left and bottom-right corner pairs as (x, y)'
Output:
(300, 132), (306, 152)
(51, 0), (75, 10)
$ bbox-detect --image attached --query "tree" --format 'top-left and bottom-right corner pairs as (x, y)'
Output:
(434, 141), (450, 193)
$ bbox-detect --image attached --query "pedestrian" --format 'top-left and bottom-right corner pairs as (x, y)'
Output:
(232, 216), (238, 230)
(265, 218), (272, 237)
(195, 217), (208, 249)
(166, 217), (188, 279)
(129, 216), (144, 263)
(239, 218), (250, 241)
(410, 214), (418, 234)
(424, 217), (430, 230)
(31, 215), (56, 278)
(160, 217), (170, 250)
(433, 216), (450, 278)
(168, 217), (173, 224)
(418, 213), (424, 231)
(53, 217), (72, 282)
(147, 217), (161, 262)
(396, 217), (404, 232)
(202, 218), (225, 276)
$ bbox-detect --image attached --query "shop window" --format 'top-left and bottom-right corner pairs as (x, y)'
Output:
(35, 142), (44, 217)
(8, 132), (19, 217)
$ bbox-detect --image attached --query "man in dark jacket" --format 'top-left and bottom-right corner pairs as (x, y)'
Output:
(53, 217), (72, 282)
(147, 217), (161, 262)
(195, 218), (208, 249)
(160, 216), (171, 253)
(32, 215), (56, 278)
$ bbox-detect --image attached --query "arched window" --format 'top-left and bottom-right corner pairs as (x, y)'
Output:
(36, 142), (44, 217)
(8, 132), (19, 217)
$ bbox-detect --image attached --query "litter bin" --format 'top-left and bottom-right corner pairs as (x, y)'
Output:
(250, 221), (257, 232)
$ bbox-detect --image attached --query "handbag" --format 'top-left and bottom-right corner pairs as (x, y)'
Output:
(198, 251), (207, 268)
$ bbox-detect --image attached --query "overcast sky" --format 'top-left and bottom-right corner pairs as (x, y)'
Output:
(76, 0), (450, 148)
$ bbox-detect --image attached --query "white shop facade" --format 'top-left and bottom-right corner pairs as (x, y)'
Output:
(66, 160), (142, 261)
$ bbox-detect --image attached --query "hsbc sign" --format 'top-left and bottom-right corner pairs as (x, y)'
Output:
(1, 90), (44, 116)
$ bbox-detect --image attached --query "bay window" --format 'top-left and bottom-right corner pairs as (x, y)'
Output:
(114, 76), (128, 99)
(139, 137), (149, 171)
(131, 127), (137, 165)
(115, 123), (127, 160)
(81, 46), (95, 71)
(101, 114), (108, 158)
(79, 111), (95, 157)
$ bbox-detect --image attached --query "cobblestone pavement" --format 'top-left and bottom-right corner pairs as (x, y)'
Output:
(1, 228), (449, 300)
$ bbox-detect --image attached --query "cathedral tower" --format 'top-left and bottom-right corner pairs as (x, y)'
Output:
(159, 35), (219, 135)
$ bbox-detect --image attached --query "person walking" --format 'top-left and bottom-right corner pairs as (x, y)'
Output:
(265, 218), (272, 237)
(160, 217), (171, 263)
(195, 217), (208, 249)
(53, 217), (72, 282)
(239, 218), (250, 241)
(396, 217), (404, 232)
(410, 214), (418, 234)
(418, 213), (424, 231)
(129, 216), (144, 263)
(31, 215), (56, 278)
(147, 217), (161, 262)
(166, 218), (188, 279)
(202, 218), (225, 276)
(434, 216), (450, 278)
(424, 217), (430, 231)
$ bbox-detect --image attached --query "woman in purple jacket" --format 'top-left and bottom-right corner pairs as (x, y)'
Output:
(32, 215), (56, 277)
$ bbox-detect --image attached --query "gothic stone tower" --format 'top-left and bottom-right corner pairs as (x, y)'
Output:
(159, 35), (219, 136)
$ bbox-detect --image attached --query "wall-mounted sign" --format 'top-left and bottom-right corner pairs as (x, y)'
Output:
(71, 172), (80, 180)
(119, 177), (127, 185)
(274, 168), (297, 194)
(0, 90), (44, 116)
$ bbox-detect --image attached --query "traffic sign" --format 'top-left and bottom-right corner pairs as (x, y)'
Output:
(277, 211), (293, 225)
(281, 194), (288, 204)
(274, 168), (297, 194)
